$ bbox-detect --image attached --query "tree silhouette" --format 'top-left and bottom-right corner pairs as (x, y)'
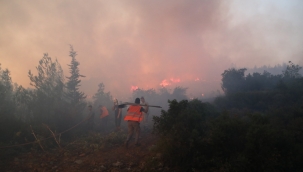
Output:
(65, 45), (86, 106)
(283, 61), (302, 79)
(0, 64), (15, 120)
(93, 83), (112, 108)
(28, 53), (66, 124)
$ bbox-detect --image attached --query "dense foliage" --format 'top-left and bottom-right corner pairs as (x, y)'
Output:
(153, 99), (219, 171)
(216, 61), (303, 111)
(0, 48), (89, 148)
(151, 61), (303, 171)
(152, 100), (303, 171)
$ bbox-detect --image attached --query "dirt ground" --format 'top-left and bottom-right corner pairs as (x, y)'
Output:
(2, 128), (160, 172)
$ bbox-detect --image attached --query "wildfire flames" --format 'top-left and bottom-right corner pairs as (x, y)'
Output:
(160, 77), (181, 87)
(130, 86), (139, 91)
(160, 79), (170, 87)
(131, 76), (203, 90)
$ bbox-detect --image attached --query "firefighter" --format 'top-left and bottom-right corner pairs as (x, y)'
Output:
(99, 105), (109, 132)
(124, 98), (147, 147)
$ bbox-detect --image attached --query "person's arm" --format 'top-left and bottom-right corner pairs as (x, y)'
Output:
(141, 103), (149, 113)
(140, 107), (147, 113)
(145, 103), (149, 113)
(112, 103), (117, 111)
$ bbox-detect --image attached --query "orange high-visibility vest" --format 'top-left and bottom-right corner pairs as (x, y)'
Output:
(100, 106), (109, 118)
(124, 105), (143, 122)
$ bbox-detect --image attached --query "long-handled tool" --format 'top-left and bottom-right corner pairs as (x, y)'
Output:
(118, 102), (162, 108)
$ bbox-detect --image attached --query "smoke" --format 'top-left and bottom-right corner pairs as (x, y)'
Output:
(0, 0), (302, 101)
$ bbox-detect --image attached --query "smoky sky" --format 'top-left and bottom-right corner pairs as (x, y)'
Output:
(1, 0), (302, 100)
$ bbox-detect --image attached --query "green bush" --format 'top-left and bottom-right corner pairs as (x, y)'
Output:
(153, 99), (219, 171)
(152, 99), (303, 171)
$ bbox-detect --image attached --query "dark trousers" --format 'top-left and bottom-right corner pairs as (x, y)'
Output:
(115, 114), (122, 127)
(125, 121), (140, 144)
(100, 116), (109, 131)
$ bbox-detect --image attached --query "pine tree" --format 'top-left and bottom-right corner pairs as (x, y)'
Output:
(28, 53), (66, 124)
(0, 64), (15, 120)
(66, 45), (86, 106)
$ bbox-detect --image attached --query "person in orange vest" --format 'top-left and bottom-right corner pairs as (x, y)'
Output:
(99, 105), (109, 132)
(124, 98), (147, 148)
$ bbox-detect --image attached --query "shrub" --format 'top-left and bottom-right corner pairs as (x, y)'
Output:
(153, 99), (219, 171)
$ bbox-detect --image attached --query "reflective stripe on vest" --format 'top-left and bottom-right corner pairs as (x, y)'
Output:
(100, 106), (109, 118)
(124, 105), (143, 122)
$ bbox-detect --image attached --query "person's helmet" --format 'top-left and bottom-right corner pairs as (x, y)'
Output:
(135, 98), (140, 104)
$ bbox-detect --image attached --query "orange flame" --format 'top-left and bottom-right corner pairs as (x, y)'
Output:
(130, 86), (139, 91)
(160, 80), (170, 87)
(160, 77), (181, 87)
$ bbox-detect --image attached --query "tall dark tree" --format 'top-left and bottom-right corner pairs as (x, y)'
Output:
(0, 64), (15, 120)
(28, 54), (65, 98)
(13, 85), (32, 122)
(28, 53), (66, 124)
(65, 45), (86, 106)
(0, 64), (26, 143)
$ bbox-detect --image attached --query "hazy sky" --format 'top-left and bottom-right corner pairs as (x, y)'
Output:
(1, 0), (302, 100)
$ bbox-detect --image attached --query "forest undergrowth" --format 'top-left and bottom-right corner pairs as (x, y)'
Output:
(1, 128), (160, 172)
